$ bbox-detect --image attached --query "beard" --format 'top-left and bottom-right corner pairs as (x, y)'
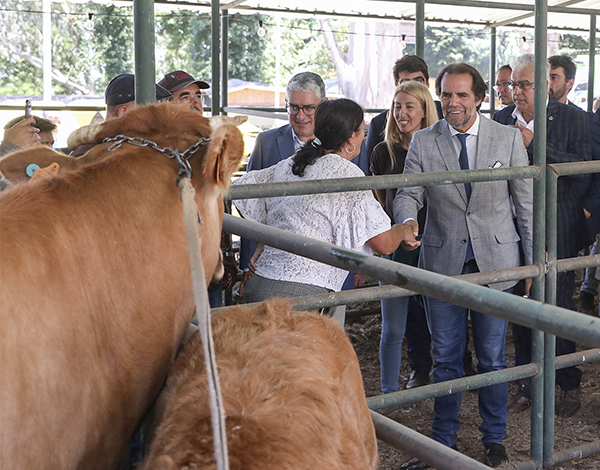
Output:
(444, 105), (476, 130)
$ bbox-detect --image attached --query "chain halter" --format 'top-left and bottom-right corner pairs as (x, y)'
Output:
(103, 134), (211, 185)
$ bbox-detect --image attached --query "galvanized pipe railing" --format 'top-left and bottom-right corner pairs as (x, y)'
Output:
(223, 215), (600, 347)
(226, 166), (541, 200)
(370, 410), (490, 470)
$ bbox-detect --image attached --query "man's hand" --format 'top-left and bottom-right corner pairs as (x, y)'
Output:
(400, 220), (421, 251)
(3, 118), (39, 148)
(353, 274), (367, 289)
(239, 244), (264, 297)
(515, 122), (534, 149)
(220, 255), (238, 290)
(524, 278), (533, 297)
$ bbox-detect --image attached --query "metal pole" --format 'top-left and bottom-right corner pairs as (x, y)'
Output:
(133, 0), (155, 105)
(544, 168), (558, 466)
(489, 27), (496, 116)
(367, 364), (539, 412)
(221, 10), (229, 115)
(370, 411), (491, 470)
(415, 0), (425, 58)
(588, 14), (596, 112)
(42, 0), (52, 102)
(532, 1), (548, 466)
(211, 0), (220, 116)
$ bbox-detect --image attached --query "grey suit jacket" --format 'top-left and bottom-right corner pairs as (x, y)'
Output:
(393, 116), (533, 291)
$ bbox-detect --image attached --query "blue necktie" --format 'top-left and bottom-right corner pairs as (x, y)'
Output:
(457, 133), (474, 262)
(457, 133), (471, 199)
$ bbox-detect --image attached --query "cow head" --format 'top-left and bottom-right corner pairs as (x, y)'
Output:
(0, 104), (245, 194)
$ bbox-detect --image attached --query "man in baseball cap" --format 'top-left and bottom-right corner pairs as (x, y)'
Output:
(104, 73), (172, 118)
(159, 70), (209, 113)
(69, 73), (172, 157)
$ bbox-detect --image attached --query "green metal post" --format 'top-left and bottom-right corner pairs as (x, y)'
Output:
(415, 0), (425, 59)
(588, 14), (596, 112)
(133, 0), (155, 105)
(222, 10), (229, 115)
(544, 169), (558, 466)
(489, 27), (496, 116)
(211, 0), (220, 116)
(531, 2), (548, 466)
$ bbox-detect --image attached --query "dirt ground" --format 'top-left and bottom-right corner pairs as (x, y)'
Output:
(345, 277), (600, 470)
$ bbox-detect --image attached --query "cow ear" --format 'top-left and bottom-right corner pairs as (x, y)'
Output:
(0, 148), (78, 184)
(202, 123), (244, 190)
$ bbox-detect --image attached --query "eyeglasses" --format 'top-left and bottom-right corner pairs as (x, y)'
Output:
(507, 80), (534, 92)
(398, 76), (427, 85)
(493, 81), (510, 93)
(286, 104), (318, 116)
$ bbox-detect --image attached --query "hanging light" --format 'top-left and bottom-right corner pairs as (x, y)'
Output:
(257, 20), (266, 37)
(522, 35), (530, 51)
(85, 12), (94, 31)
(400, 34), (407, 51)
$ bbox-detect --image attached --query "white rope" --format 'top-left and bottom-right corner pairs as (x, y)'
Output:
(178, 177), (229, 470)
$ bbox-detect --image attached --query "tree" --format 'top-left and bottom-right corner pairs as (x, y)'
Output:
(155, 11), (268, 83)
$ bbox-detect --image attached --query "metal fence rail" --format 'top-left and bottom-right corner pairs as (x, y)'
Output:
(222, 154), (600, 469)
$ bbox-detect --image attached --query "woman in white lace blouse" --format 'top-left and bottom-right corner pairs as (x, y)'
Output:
(233, 98), (419, 305)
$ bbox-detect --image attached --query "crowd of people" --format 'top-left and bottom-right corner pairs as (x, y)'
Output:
(1, 53), (598, 468)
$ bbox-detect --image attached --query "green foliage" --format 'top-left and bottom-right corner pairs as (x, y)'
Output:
(262, 17), (337, 83)
(90, 5), (134, 92)
(155, 12), (268, 83)
(559, 34), (591, 56)
(424, 26), (491, 82)
(0, 1), (43, 95)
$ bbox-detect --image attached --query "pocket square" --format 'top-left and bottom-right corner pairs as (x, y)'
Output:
(490, 160), (503, 169)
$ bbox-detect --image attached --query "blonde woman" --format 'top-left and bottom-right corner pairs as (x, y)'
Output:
(370, 81), (438, 394)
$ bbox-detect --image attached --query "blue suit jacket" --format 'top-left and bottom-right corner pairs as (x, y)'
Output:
(240, 123), (369, 269)
(493, 99), (592, 258)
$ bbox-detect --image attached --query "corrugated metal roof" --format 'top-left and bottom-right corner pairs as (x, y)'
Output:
(116, 0), (600, 32)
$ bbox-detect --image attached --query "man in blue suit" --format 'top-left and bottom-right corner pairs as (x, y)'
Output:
(493, 54), (592, 418)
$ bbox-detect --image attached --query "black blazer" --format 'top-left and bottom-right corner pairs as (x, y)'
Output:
(493, 100), (592, 258)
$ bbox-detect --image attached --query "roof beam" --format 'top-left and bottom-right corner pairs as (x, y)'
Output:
(486, 0), (589, 29)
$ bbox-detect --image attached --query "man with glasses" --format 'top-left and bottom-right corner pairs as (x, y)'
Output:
(493, 53), (591, 418)
(493, 64), (514, 107)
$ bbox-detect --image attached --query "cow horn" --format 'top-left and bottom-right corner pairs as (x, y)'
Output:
(67, 124), (101, 151)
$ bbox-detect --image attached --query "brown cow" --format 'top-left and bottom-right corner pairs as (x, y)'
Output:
(0, 104), (244, 469)
(140, 299), (378, 470)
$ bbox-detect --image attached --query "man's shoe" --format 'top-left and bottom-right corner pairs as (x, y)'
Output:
(484, 443), (508, 467)
(406, 370), (430, 389)
(507, 394), (531, 414)
(557, 388), (581, 417)
(575, 290), (595, 313)
(400, 445), (458, 469)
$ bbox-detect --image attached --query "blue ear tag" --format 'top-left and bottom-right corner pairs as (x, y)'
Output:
(26, 164), (40, 178)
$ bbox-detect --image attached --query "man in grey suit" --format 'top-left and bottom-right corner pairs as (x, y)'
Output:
(395, 63), (533, 468)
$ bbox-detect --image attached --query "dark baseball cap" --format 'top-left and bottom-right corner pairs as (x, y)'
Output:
(105, 73), (173, 106)
(158, 70), (210, 93)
